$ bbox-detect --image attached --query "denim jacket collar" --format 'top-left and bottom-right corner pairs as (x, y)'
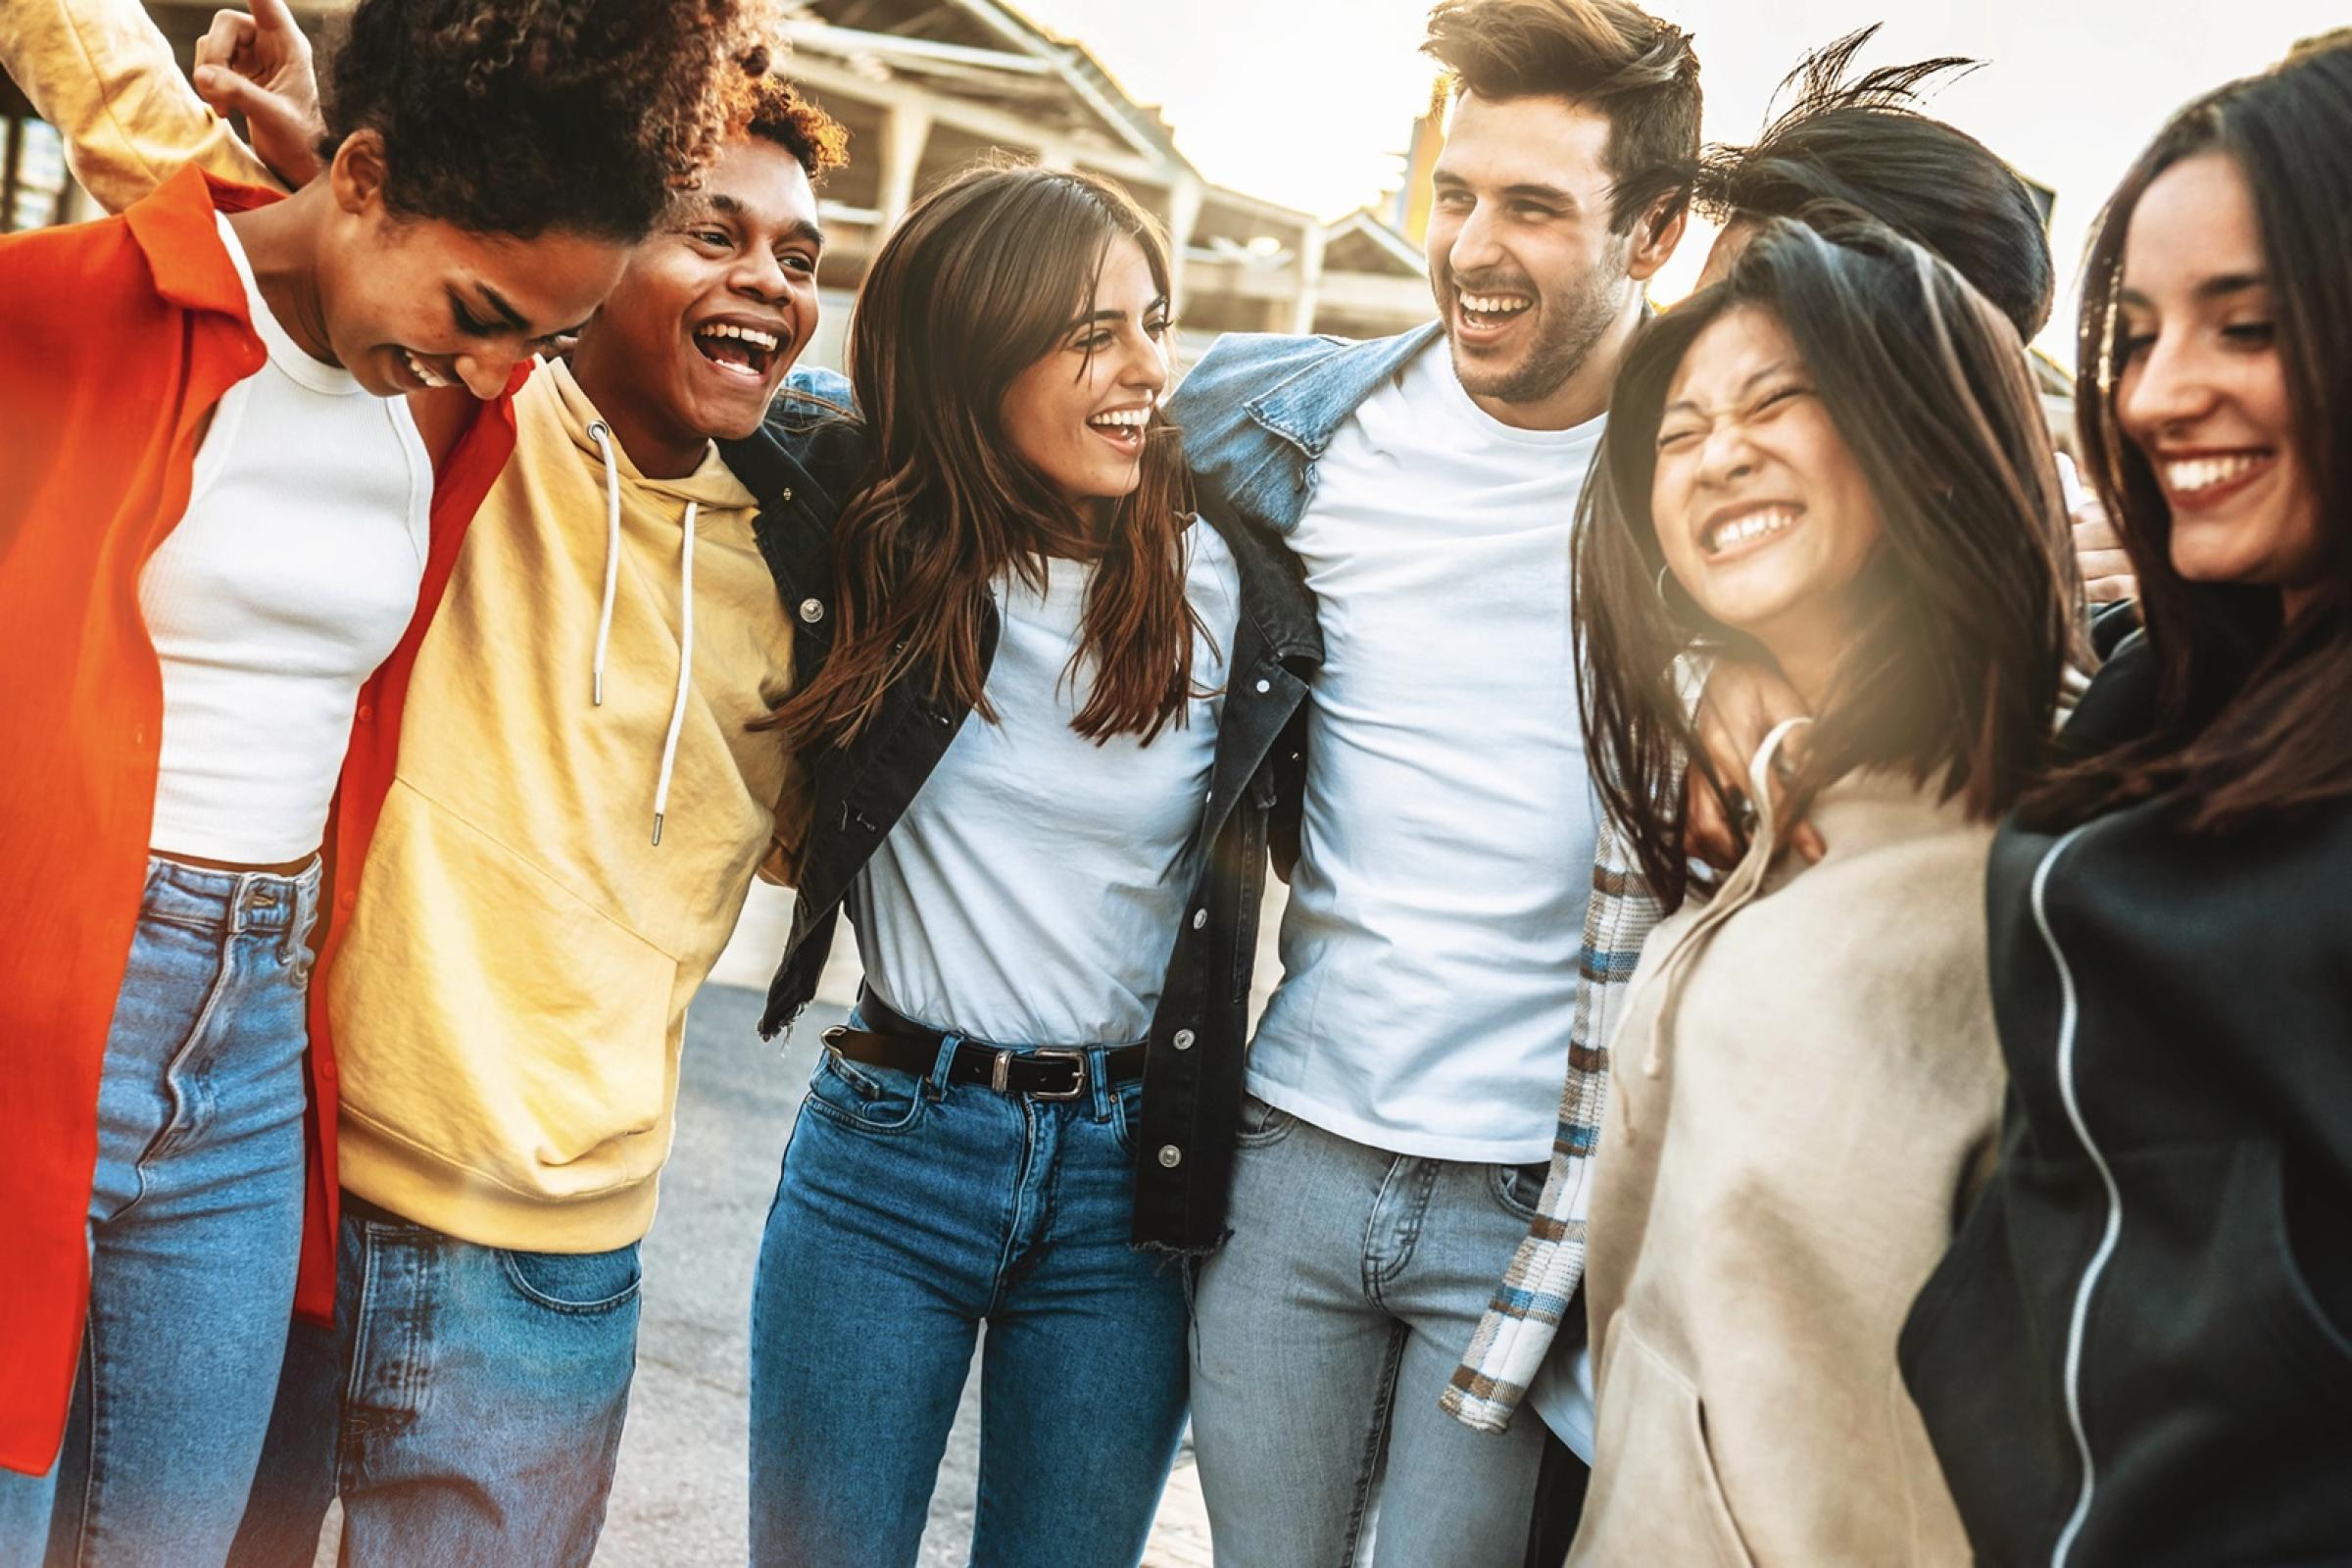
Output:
(1241, 321), (1445, 461)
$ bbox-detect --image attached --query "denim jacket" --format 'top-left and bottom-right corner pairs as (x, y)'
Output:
(1172, 324), (1659, 1433)
(714, 372), (1322, 1253)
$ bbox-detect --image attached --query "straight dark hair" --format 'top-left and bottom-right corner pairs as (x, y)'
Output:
(1577, 216), (2077, 912)
(1422, 0), (1702, 232)
(2021, 44), (2352, 833)
(773, 164), (1199, 748)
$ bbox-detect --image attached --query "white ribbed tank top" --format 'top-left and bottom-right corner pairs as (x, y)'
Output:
(136, 213), (433, 863)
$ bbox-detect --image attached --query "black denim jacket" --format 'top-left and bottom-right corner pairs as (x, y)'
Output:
(715, 383), (1321, 1252)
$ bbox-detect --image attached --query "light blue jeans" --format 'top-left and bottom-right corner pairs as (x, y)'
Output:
(748, 1014), (1191, 1568)
(1189, 1096), (1552, 1567)
(0, 858), (318, 1566)
(226, 1200), (644, 1568)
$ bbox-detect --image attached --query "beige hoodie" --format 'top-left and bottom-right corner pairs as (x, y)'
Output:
(329, 360), (800, 1250)
(1571, 762), (2001, 1568)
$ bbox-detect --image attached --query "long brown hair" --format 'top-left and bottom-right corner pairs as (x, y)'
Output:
(1576, 214), (2077, 912)
(774, 164), (1199, 748)
(2019, 44), (2352, 834)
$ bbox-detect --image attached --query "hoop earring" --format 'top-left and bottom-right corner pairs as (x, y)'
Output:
(1654, 562), (1675, 603)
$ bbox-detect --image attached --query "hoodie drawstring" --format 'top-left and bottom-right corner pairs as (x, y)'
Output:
(1620, 715), (1815, 1134)
(587, 421), (621, 708)
(653, 502), (697, 846)
(584, 419), (699, 847)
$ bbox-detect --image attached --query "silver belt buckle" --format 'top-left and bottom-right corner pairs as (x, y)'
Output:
(1027, 1048), (1090, 1101)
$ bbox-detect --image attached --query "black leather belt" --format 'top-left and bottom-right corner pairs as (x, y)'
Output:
(822, 990), (1146, 1102)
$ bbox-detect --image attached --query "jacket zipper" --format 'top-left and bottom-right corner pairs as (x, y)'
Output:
(2031, 822), (2123, 1568)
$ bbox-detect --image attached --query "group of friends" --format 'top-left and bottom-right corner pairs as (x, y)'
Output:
(0, 0), (2346, 1563)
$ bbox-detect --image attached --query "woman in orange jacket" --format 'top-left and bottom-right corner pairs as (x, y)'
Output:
(0, 3), (773, 1559)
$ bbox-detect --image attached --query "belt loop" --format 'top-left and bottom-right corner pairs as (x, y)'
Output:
(281, 869), (313, 967)
(926, 1031), (962, 1095)
(227, 868), (258, 936)
(1089, 1046), (1114, 1121)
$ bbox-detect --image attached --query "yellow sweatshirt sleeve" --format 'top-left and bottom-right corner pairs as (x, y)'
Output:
(0, 0), (283, 213)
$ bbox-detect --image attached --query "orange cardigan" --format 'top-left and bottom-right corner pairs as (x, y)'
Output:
(0, 166), (520, 1474)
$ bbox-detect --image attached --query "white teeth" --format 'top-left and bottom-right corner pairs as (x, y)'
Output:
(1704, 506), (1798, 553)
(1460, 291), (1533, 316)
(402, 349), (451, 388)
(1088, 407), (1152, 430)
(697, 322), (781, 350)
(2163, 453), (2265, 494)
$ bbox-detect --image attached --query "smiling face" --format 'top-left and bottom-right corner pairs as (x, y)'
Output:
(1651, 305), (1884, 683)
(1425, 92), (1673, 428)
(998, 233), (1171, 509)
(570, 137), (824, 453)
(2115, 151), (2321, 607)
(314, 132), (626, 400)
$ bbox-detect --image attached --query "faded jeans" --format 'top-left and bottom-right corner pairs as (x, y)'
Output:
(0, 858), (318, 1566)
(748, 1016), (1190, 1568)
(1189, 1096), (1551, 1567)
(227, 1200), (644, 1567)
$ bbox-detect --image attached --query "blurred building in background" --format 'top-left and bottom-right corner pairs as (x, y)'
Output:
(3, 0), (1441, 368)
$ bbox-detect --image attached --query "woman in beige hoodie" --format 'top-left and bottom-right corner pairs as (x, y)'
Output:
(1559, 215), (2079, 1566)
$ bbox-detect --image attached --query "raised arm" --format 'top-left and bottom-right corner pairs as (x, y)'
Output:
(0, 0), (281, 212)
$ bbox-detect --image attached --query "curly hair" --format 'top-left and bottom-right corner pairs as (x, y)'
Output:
(736, 74), (850, 180)
(318, 0), (786, 241)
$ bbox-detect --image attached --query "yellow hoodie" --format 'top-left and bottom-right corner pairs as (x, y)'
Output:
(330, 360), (801, 1250)
(1, 0), (804, 1249)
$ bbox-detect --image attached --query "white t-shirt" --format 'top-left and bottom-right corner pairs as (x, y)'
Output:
(1247, 341), (1603, 1163)
(850, 522), (1243, 1046)
(137, 213), (433, 863)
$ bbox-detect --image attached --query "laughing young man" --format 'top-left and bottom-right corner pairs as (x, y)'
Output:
(1167, 2), (1698, 1560)
(2, 6), (851, 1557)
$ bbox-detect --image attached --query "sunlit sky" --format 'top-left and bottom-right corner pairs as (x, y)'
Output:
(1012, 0), (2345, 352)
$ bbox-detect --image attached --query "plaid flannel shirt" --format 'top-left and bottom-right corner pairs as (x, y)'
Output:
(1442, 809), (1660, 1432)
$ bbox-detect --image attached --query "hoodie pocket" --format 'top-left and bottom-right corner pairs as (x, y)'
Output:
(1576, 1319), (1757, 1568)
(331, 781), (680, 1200)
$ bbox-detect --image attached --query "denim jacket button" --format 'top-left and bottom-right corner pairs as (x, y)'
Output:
(1157, 1145), (1183, 1168)
(1253, 678), (1271, 694)
(798, 598), (825, 624)
(1191, 908), (1207, 930)
(1171, 1028), (1196, 1051)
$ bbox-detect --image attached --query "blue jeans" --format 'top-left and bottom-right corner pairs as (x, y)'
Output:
(749, 1019), (1190, 1568)
(226, 1200), (644, 1568)
(0, 858), (318, 1566)
(1189, 1097), (1551, 1567)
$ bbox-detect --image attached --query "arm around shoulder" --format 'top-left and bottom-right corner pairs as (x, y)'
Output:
(0, 0), (280, 213)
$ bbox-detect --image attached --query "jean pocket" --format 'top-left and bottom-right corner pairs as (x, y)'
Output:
(1110, 1078), (1145, 1157)
(804, 1048), (929, 1135)
(501, 1243), (643, 1314)
(1233, 1093), (1296, 1149)
(1490, 1160), (1552, 1222)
